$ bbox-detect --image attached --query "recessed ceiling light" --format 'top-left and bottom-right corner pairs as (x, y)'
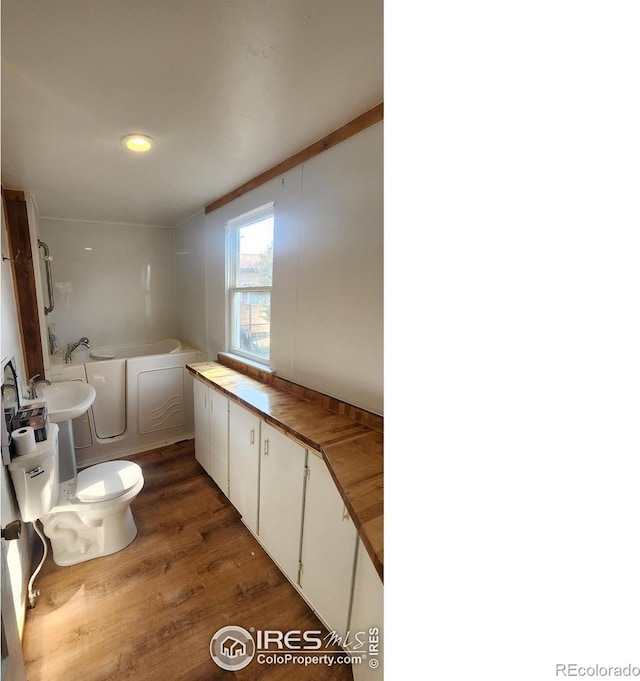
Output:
(121, 133), (153, 152)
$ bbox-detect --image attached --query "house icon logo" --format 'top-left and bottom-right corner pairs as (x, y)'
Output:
(221, 635), (246, 659)
(210, 626), (255, 671)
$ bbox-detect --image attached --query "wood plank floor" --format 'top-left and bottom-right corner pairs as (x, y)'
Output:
(22, 440), (354, 681)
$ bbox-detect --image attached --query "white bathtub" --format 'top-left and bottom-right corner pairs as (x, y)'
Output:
(48, 339), (206, 466)
(86, 338), (183, 360)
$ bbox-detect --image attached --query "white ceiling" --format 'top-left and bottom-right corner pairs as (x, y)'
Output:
(1, 0), (383, 227)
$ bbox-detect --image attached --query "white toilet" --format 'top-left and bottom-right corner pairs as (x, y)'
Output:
(8, 423), (144, 566)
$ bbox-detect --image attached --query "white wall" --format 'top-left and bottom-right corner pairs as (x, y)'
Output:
(38, 219), (178, 353)
(175, 211), (207, 352)
(199, 122), (383, 414)
(274, 125), (383, 410)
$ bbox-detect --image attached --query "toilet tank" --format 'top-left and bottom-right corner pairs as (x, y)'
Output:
(8, 423), (60, 522)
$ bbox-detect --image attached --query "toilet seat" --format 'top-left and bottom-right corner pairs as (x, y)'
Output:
(76, 461), (143, 502)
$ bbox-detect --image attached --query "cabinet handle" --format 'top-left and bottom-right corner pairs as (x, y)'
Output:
(264, 438), (269, 455)
(250, 427), (255, 445)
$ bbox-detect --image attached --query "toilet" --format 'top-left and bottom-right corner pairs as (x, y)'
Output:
(8, 423), (144, 566)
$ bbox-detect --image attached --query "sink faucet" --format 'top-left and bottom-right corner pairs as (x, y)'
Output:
(65, 337), (91, 364)
(28, 374), (51, 399)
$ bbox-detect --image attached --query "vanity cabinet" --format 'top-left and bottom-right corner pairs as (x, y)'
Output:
(258, 421), (306, 584)
(228, 400), (261, 535)
(299, 451), (358, 639)
(193, 379), (229, 496)
(193, 378), (366, 644)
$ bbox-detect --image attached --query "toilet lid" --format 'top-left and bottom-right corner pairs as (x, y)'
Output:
(76, 461), (142, 502)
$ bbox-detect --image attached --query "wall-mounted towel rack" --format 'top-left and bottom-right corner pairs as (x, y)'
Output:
(38, 239), (54, 315)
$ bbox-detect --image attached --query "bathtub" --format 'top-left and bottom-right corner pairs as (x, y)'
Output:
(48, 339), (206, 467)
(85, 338), (183, 360)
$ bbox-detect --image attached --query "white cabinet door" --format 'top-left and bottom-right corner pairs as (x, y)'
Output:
(349, 539), (384, 681)
(208, 387), (229, 497)
(194, 380), (229, 495)
(258, 422), (306, 584)
(300, 452), (358, 638)
(228, 400), (261, 535)
(193, 378), (211, 475)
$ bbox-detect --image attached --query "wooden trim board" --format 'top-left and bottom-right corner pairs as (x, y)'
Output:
(205, 102), (383, 214)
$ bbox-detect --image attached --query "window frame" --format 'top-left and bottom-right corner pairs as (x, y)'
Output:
(226, 202), (274, 366)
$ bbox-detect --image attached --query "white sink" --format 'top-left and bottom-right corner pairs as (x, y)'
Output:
(37, 381), (96, 423)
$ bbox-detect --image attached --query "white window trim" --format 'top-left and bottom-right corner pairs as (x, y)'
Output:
(225, 201), (274, 367)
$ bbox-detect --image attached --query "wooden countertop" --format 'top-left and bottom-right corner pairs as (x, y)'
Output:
(186, 361), (383, 581)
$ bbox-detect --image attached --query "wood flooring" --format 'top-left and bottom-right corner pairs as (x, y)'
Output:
(22, 440), (354, 681)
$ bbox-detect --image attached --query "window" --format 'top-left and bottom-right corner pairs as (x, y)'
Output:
(227, 202), (274, 364)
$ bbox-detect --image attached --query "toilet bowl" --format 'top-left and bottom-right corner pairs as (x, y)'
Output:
(43, 460), (144, 566)
(8, 423), (145, 566)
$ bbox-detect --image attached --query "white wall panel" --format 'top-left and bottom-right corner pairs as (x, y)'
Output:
(278, 125), (383, 412)
(175, 211), (207, 352)
(38, 219), (178, 349)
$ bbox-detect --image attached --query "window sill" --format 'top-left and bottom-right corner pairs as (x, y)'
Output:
(218, 352), (276, 375)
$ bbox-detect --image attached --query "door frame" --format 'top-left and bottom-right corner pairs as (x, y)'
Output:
(1, 540), (27, 681)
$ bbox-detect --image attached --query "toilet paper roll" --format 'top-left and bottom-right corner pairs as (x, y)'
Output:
(12, 426), (37, 456)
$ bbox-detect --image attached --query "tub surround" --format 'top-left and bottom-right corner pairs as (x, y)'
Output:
(187, 358), (383, 579)
(37, 217), (178, 352)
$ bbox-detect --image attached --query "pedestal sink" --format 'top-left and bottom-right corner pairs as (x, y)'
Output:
(36, 381), (96, 481)
(37, 381), (96, 423)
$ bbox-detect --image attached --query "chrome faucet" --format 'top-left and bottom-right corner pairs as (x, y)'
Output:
(65, 337), (91, 364)
(28, 374), (51, 399)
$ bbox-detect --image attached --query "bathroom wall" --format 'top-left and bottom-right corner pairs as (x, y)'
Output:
(184, 122), (383, 415)
(38, 219), (179, 354)
(175, 211), (207, 353)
